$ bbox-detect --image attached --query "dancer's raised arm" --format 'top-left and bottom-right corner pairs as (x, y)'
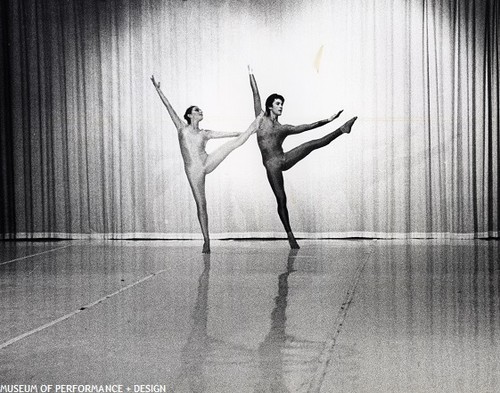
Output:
(151, 75), (185, 130)
(281, 110), (344, 136)
(248, 65), (262, 117)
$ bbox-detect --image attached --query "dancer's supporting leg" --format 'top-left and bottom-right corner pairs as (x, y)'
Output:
(186, 171), (211, 254)
(282, 117), (357, 171)
(265, 166), (300, 249)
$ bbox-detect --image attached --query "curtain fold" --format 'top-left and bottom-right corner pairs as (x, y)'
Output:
(0, 0), (498, 239)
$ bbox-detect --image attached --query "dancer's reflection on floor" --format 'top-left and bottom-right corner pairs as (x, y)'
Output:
(174, 250), (322, 392)
(174, 254), (211, 392)
(255, 249), (298, 393)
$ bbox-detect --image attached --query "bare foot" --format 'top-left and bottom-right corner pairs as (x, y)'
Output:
(287, 233), (300, 249)
(202, 241), (211, 254)
(341, 116), (357, 134)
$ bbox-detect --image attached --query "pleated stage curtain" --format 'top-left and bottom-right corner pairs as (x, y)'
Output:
(0, 0), (498, 239)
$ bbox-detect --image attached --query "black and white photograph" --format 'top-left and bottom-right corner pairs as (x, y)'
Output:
(0, 0), (499, 391)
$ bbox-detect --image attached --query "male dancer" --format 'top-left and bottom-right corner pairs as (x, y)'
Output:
(248, 66), (357, 249)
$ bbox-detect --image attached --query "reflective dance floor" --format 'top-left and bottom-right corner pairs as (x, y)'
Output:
(1, 239), (499, 392)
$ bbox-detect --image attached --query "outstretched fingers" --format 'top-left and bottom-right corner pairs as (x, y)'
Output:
(150, 75), (160, 89)
(328, 109), (344, 122)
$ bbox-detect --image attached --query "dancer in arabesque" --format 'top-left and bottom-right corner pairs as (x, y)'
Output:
(248, 66), (357, 249)
(151, 75), (263, 253)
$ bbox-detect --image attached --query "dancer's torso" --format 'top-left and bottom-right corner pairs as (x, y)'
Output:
(257, 117), (286, 169)
(178, 126), (208, 170)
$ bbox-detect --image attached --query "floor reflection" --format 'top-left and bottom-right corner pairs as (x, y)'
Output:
(255, 249), (325, 393)
(173, 250), (326, 392)
(3, 240), (496, 390)
(331, 241), (500, 392)
(255, 249), (297, 392)
(174, 254), (211, 392)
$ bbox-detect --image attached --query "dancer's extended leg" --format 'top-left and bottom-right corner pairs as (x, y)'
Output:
(204, 113), (263, 174)
(265, 167), (300, 249)
(186, 172), (211, 253)
(283, 117), (357, 171)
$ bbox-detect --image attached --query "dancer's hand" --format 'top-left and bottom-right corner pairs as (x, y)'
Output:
(327, 110), (343, 122)
(150, 75), (160, 89)
(247, 64), (254, 74)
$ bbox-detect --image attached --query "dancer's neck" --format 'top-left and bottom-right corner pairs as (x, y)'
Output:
(269, 112), (279, 122)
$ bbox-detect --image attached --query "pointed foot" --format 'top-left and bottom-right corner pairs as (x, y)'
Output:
(288, 237), (300, 249)
(341, 116), (358, 134)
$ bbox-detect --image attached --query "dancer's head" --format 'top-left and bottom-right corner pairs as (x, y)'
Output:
(265, 94), (285, 117)
(184, 106), (203, 124)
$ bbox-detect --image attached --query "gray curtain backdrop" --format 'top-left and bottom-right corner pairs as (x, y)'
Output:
(0, 0), (498, 239)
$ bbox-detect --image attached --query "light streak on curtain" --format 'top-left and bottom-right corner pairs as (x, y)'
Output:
(0, 0), (498, 239)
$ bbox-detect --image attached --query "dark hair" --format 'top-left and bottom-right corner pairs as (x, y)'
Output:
(265, 94), (285, 115)
(184, 106), (196, 124)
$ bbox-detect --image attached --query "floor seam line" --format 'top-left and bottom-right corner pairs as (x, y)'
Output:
(305, 242), (375, 393)
(0, 268), (169, 350)
(0, 244), (73, 266)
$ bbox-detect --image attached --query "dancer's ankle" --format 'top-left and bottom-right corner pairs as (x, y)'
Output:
(202, 240), (211, 254)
